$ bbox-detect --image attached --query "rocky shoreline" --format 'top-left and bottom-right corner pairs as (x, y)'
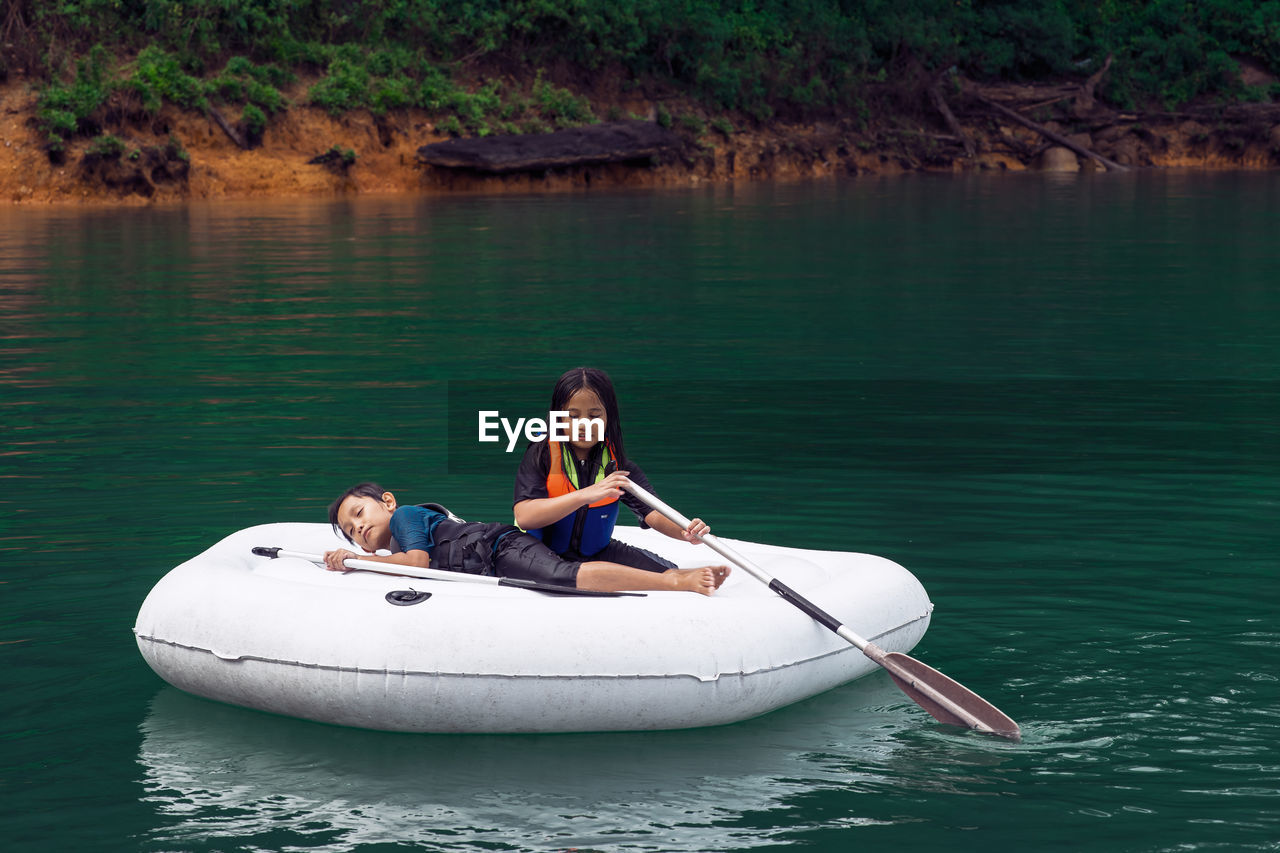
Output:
(4, 75), (1280, 206)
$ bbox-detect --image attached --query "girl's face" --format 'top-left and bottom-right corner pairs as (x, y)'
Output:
(564, 387), (607, 454)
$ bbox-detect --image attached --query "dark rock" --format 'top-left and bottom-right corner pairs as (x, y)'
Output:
(417, 120), (682, 173)
(1040, 146), (1080, 171)
(308, 146), (357, 176)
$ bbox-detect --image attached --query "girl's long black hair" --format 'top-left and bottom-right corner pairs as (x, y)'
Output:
(549, 367), (626, 464)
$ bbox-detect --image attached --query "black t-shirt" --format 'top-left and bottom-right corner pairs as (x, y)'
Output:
(513, 440), (656, 528)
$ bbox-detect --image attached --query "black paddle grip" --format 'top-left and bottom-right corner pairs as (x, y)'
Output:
(251, 547), (281, 558)
(768, 579), (844, 634)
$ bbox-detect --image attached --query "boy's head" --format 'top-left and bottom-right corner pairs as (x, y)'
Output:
(328, 482), (398, 552)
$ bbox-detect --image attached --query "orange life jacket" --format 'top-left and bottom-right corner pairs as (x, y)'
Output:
(528, 440), (620, 556)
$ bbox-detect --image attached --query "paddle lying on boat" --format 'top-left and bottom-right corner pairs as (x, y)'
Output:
(250, 546), (643, 597)
(623, 482), (1022, 740)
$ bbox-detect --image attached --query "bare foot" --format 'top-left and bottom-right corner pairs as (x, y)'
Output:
(663, 566), (719, 596)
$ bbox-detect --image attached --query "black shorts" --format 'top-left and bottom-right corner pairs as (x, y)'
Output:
(491, 530), (582, 586)
(567, 538), (676, 573)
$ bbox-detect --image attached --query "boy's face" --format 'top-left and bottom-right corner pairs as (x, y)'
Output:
(336, 492), (397, 552)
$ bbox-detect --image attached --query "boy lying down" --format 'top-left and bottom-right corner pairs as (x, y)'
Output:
(326, 483), (730, 595)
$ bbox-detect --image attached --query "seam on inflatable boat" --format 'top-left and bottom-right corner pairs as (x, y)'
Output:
(135, 608), (931, 681)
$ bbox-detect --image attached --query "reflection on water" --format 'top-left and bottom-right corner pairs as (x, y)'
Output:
(138, 679), (949, 852)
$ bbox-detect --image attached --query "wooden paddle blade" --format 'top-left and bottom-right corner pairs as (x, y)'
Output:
(867, 645), (1021, 741)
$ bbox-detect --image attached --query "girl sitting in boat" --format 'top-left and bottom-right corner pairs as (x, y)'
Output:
(513, 367), (720, 575)
(326, 482), (729, 595)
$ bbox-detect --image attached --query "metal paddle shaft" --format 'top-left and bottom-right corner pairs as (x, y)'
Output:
(250, 547), (643, 597)
(624, 483), (1021, 740)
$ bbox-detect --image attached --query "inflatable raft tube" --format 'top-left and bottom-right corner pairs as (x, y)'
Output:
(134, 523), (934, 733)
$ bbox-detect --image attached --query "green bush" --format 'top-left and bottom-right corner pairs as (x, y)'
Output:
(246, 80), (285, 114)
(85, 133), (126, 159)
(436, 115), (463, 136)
(679, 113), (707, 134)
(36, 46), (110, 142)
(309, 57), (370, 115)
(127, 46), (208, 114)
(224, 55), (294, 88)
(41, 109), (79, 139)
(450, 80), (503, 131)
(371, 76), (414, 114)
(241, 104), (268, 139)
(211, 76), (246, 103)
(533, 73), (595, 127)
(207, 57), (288, 120)
(418, 67), (458, 110)
(367, 46), (417, 78)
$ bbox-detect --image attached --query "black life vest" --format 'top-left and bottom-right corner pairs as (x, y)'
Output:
(415, 503), (507, 576)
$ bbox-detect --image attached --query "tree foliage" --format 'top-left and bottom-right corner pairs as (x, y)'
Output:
(11, 0), (1280, 143)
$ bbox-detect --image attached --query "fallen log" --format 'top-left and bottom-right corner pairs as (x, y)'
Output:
(208, 106), (246, 150)
(1074, 53), (1114, 117)
(928, 74), (975, 158)
(417, 120), (683, 173)
(972, 92), (1129, 172)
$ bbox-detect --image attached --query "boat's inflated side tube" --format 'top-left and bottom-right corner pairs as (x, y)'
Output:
(135, 522), (934, 733)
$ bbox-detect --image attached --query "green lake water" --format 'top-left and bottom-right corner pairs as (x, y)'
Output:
(1, 173), (1277, 852)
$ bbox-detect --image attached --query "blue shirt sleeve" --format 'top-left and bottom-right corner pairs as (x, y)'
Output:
(389, 505), (446, 553)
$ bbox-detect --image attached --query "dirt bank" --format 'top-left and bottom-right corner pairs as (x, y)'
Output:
(4, 75), (1280, 206)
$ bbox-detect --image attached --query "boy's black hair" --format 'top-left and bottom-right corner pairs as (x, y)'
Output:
(549, 367), (626, 463)
(328, 482), (387, 542)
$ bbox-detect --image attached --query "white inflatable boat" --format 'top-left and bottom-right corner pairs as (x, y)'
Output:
(134, 523), (933, 732)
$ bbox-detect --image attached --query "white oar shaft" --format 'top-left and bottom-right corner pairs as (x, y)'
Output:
(253, 546), (646, 598)
(625, 482), (871, 651)
(626, 484), (769, 582)
(623, 481), (1020, 740)
(267, 547), (503, 586)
